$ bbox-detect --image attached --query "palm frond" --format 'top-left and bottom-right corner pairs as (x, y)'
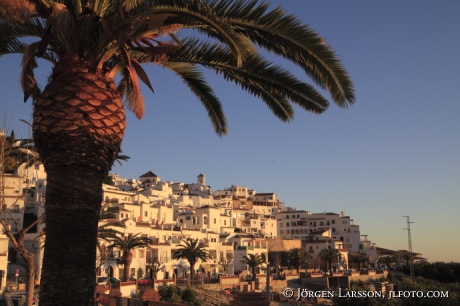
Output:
(204, 0), (355, 107)
(168, 38), (329, 118)
(161, 62), (227, 136)
(105, 0), (246, 67)
(20, 41), (41, 102)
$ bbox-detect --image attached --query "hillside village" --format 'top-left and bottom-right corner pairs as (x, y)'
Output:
(0, 160), (424, 291)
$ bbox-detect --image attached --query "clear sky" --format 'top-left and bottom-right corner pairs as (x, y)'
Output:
(1, 0), (459, 262)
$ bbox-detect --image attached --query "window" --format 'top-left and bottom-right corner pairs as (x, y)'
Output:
(139, 250), (145, 258)
(332, 220), (335, 224)
(286, 222), (289, 227)
(280, 230), (284, 234)
(320, 222), (324, 226)
(280, 223), (283, 228)
(144, 211), (148, 217)
(224, 220), (226, 225)
(214, 219), (217, 224)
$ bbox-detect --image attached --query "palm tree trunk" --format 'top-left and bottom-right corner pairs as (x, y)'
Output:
(33, 58), (125, 305)
(39, 166), (102, 305)
(189, 261), (195, 285)
(123, 252), (133, 282)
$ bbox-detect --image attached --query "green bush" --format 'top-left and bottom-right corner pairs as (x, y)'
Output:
(157, 283), (202, 305)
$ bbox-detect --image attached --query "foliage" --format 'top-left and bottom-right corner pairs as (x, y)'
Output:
(0, 0), (36, 24)
(158, 283), (202, 305)
(349, 253), (370, 270)
(318, 248), (341, 271)
(1, 130), (38, 173)
(2, 0), (355, 128)
(109, 232), (151, 281)
(268, 251), (288, 273)
(378, 255), (396, 269)
(287, 248), (311, 273)
(403, 262), (460, 284)
(241, 253), (266, 280)
(97, 204), (125, 245)
(173, 238), (209, 280)
(181, 287), (202, 305)
(103, 176), (115, 186)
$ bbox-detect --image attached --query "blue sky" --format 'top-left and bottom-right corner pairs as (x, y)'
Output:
(1, 0), (459, 262)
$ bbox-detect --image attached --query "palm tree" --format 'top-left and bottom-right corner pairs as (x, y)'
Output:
(172, 238), (209, 284)
(96, 203), (125, 267)
(108, 233), (152, 281)
(1, 130), (38, 173)
(318, 248), (342, 272)
(1, 1), (354, 304)
(378, 255), (396, 270)
(241, 253), (266, 280)
(97, 204), (126, 243)
(287, 248), (311, 274)
(348, 253), (369, 271)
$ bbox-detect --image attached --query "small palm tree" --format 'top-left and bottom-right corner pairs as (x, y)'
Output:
(98, 204), (125, 242)
(241, 253), (266, 280)
(378, 255), (396, 270)
(349, 253), (369, 271)
(318, 248), (341, 272)
(172, 238), (209, 284)
(97, 203), (126, 261)
(1, 130), (38, 173)
(109, 233), (152, 281)
(288, 248), (311, 274)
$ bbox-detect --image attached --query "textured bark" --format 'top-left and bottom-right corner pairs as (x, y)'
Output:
(23, 251), (36, 306)
(122, 251), (133, 282)
(33, 57), (125, 306)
